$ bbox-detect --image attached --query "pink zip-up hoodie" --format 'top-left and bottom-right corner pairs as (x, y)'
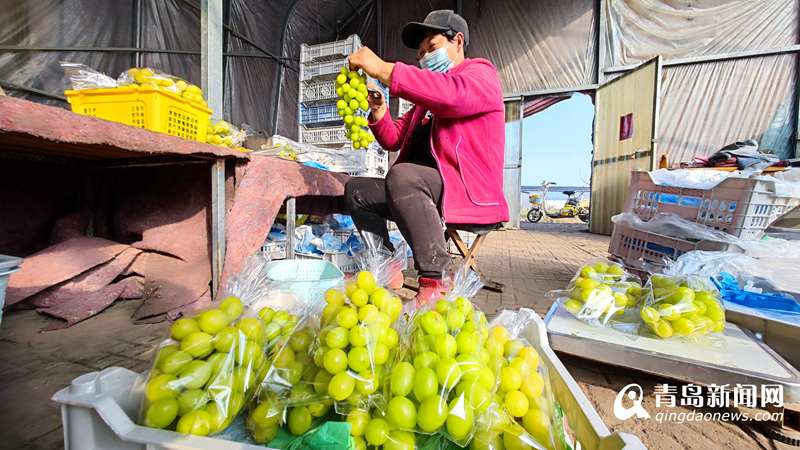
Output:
(369, 58), (509, 225)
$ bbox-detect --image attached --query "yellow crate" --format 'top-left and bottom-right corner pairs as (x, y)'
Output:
(65, 85), (212, 142)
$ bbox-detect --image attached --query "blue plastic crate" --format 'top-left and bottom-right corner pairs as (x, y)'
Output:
(299, 102), (340, 125)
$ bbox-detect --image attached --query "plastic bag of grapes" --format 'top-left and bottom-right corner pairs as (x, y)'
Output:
(547, 258), (644, 329)
(308, 232), (407, 415)
(384, 267), (492, 446)
(245, 288), (330, 443)
(137, 256), (284, 436)
(470, 308), (571, 450)
(639, 274), (726, 340)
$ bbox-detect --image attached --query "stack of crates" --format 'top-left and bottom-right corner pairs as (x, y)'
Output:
(299, 34), (388, 179)
(609, 170), (800, 272)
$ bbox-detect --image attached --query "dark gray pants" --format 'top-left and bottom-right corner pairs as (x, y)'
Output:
(344, 162), (450, 278)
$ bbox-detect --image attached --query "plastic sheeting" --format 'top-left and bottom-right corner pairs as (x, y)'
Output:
(462, 0), (596, 93)
(0, 0), (134, 106)
(0, 0), (291, 135)
(3, 0), (799, 155)
(601, 0), (799, 69)
(659, 54), (797, 161)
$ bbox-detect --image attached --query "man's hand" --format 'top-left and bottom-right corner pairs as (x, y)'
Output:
(348, 47), (394, 86)
(366, 82), (387, 122)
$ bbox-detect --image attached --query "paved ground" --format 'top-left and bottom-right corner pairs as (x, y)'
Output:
(0, 222), (790, 449)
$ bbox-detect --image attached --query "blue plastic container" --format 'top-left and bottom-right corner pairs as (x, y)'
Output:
(299, 102), (340, 125)
(712, 272), (800, 315)
(264, 259), (343, 303)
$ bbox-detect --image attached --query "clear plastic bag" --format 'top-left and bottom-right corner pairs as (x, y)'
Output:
(352, 231), (408, 288)
(477, 308), (571, 450)
(206, 119), (248, 148)
(260, 135), (367, 173)
(137, 256), (278, 436)
(306, 235), (406, 416)
(60, 62), (118, 90)
(547, 258), (644, 329)
(639, 274), (726, 340)
(383, 267), (490, 446)
(244, 290), (331, 442)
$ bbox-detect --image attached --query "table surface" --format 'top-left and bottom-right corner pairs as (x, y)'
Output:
(0, 96), (248, 161)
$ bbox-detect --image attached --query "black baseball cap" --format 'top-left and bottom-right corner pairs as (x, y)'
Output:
(402, 10), (469, 49)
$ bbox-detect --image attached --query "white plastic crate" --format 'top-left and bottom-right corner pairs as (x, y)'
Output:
(52, 367), (273, 450)
(300, 34), (361, 65)
(627, 170), (800, 239)
(299, 124), (348, 145)
(50, 311), (644, 450)
(365, 147), (388, 174)
(261, 241), (287, 260)
(300, 58), (348, 82)
(398, 98), (414, 116)
(300, 79), (337, 104)
(296, 251), (360, 273)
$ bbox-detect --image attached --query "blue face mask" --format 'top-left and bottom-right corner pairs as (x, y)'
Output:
(419, 46), (454, 73)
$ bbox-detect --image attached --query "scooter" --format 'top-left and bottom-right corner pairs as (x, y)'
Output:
(527, 181), (590, 223)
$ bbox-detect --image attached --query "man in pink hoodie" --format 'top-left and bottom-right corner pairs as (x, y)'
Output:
(345, 10), (508, 305)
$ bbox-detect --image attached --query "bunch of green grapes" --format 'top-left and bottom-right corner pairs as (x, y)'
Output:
(640, 275), (725, 339)
(335, 67), (375, 149)
(141, 297), (298, 436)
(562, 261), (643, 322)
(309, 271), (403, 413)
(246, 313), (319, 443)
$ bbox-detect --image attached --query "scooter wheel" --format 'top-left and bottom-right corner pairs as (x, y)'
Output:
(528, 209), (543, 223)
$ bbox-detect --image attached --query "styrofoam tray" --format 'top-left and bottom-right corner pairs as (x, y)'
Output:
(545, 302), (800, 402)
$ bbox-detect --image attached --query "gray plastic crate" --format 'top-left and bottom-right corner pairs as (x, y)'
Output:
(0, 254), (22, 325)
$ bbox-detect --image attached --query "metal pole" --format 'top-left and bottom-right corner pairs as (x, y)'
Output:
(796, 55), (800, 158)
(595, 0), (605, 85)
(652, 56), (662, 170)
(203, 0), (225, 299)
(201, 0), (224, 120)
(516, 97), (523, 229)
(134, 0), (143, 67)
(210, 159), (226, 299)
(505, 84), (598, 100)
(604, 44), (800, 74)
(376, 0), (384, 55)
(286, 198), (296, 259)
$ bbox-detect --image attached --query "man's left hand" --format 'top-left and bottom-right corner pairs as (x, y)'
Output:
(349, 47), (394, 86)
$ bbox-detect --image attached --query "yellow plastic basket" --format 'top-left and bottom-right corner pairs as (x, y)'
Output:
(65, 85), (212, 142)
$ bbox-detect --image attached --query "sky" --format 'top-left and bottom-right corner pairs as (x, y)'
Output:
(520, 94), (594, 203)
